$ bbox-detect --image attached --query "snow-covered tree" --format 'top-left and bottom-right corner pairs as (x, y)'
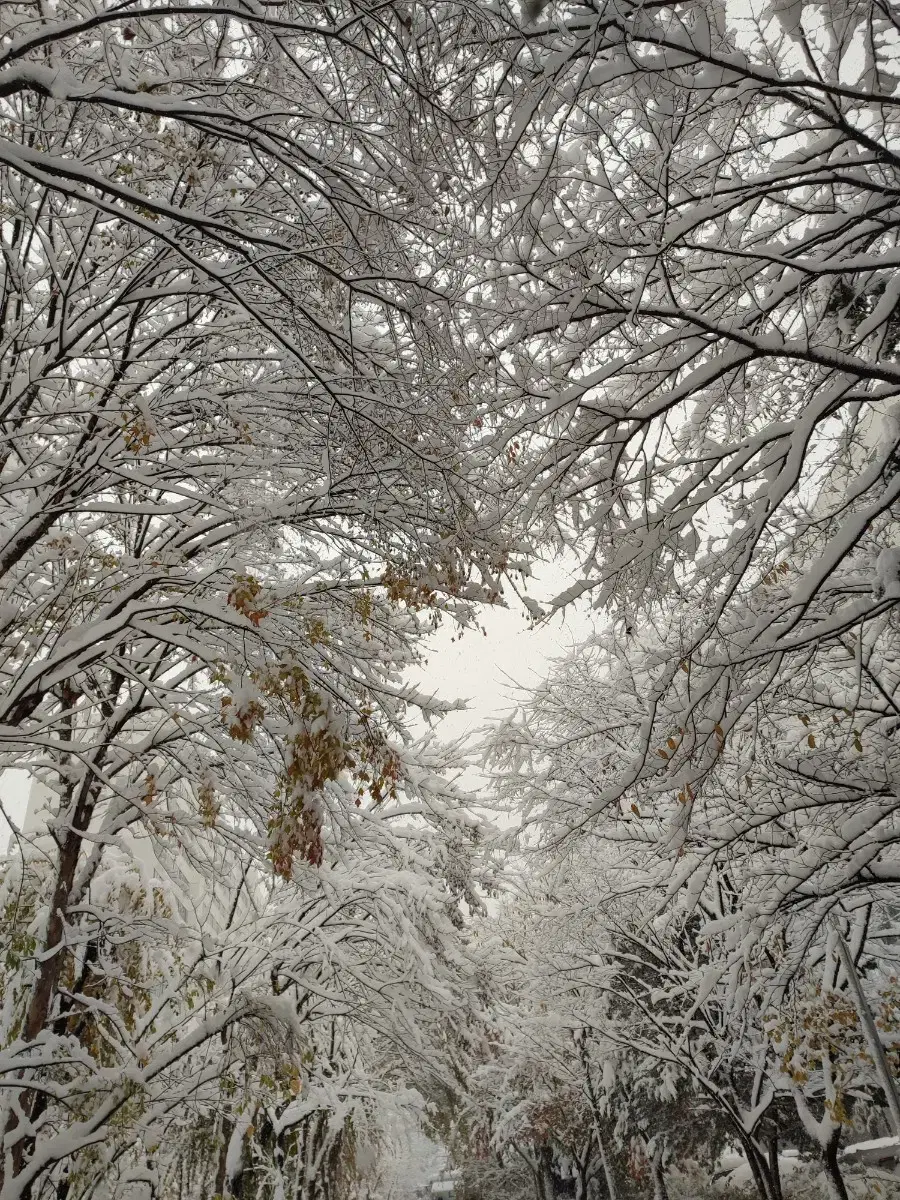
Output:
(0, 1), (509, 1193)
(468, 0), (900, 861)
(471, 4), (900, 1182)
(5, 0), (900, 1194)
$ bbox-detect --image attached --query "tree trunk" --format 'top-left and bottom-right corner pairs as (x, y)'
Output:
(215, 1120), (233, 1199)
(735, 1131), (780, 1200)
(573, 1154), (588, 1200)
(538, 1145), (556, 1200)
(0, 678), (127, 1196)
(650, 1143), (669, 1200)
(766, 1126), (783, 1200)
(1, 727), (94, 1194)
(600, 1142), (618, 1200)
(821, 1128), (850, 1200)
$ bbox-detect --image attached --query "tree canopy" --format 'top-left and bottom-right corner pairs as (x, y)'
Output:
(1, 0), (898, 1197)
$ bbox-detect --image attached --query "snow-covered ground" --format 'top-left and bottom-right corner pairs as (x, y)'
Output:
(713, 1148), (804, 1191)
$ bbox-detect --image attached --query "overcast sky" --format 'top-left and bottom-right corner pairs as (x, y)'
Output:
(415, 566), (595, 736)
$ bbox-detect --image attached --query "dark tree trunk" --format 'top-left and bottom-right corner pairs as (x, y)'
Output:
(215, 1125), (230, 1198)
(821, 1128), (850, 1200)
(766, 1126), (783, 1200)
(573, 1153), (589, 1200)
(538, 1145), (556, 1200)
(3, 749), (92, 1194)
(0, 677), (126, 1198)
(734, 1130), (780, 1200)
(650, 1142), (669, 1200)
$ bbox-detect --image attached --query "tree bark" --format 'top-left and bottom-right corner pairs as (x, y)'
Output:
(766, 1126), (783, 1200)
(821, 1128), (850, 1200)
(215, 1120), (233, 1199)
(538, 1145), (556, 1200)
(1, 686), (93, 1194)
(734, 1130), (780, 1200)
(573, 1153), (588, 1200)
(650, 1142), (669, 1200)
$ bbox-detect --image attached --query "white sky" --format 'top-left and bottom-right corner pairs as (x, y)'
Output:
(414, 566), (594, 740)
(409, 557), (597, 808)
(1, 770), (30, 844)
